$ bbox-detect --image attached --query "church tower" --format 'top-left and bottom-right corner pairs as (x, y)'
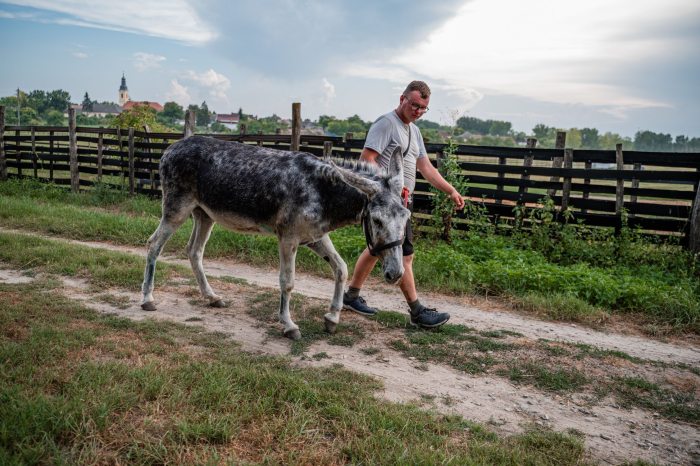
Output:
(119, 73), (130, 106)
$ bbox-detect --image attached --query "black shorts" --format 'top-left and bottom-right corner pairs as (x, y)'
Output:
(402, 202), (414, 257)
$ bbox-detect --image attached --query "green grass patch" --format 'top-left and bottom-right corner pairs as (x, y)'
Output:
(503, 363), (588, 392)
(2, 177), (698, 333)
(612, 376), (700, 424)
(246, 290), (365, 355)
(0, 281), (591, 465)
(0, 230), (188, 290)
(389, 325), (514, 374)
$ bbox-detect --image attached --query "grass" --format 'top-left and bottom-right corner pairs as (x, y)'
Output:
(246, 290), (365, 356)
(0, 230), (188, 290)
(0, 281), (591, 465)
(1, 178), (699, 333)
(1, 228), (697, 429)
(385, 320), (698, 423)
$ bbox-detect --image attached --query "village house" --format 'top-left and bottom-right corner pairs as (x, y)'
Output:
(214, 113), (240, 130)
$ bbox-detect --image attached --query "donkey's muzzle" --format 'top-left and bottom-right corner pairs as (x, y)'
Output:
(384, 270), (403, 285)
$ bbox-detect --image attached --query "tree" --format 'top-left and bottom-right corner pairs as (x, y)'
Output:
(566, 128), (582, 148)
(488, 120), (512, 136)
(196, 101), (210, 126)
(532, 123), (556, 141)
(674, 135), (688, 151)
(45, 109), (65, 126)
(161, 101), (184, 122)
(112, 104), (158, 129)
(634, 130), (672, 151)
(47, 90), (71, 113)
(580, 128), (599, 149)
(82, 92), (94, 112)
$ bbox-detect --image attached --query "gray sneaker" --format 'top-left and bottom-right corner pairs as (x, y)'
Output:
(343, 294), (378, 316)
(410, 307), (450, 329)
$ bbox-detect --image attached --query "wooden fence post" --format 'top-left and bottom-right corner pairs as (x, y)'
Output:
(15, 128), (21, 177)
(69, 108), (79, 193)
(49, 130), (54, 181)
(291, 102), (301, 151)
(496, 153), (506, 205)
(323, 141), (333, 160)
(184, 110), (195, 138)
(690, 181), (700, 254)
(547, 131), (567, 197)
(97, 130), (104, 182)
(31, 126), (37, 178)
(560, 149), (573, 212)
(517, 138), (536, 205)
(615, 143), (625, 215)
(629, 163), (641, 218)
(128, 127), (135, 195)
(257, 130), (263, 146)
(581, 160), (592, 214)
(0, 105), (6, 181)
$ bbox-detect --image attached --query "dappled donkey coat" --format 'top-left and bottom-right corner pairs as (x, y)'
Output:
(141, 136), (410, 340)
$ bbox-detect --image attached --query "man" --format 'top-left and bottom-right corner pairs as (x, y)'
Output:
(343, 80), (465, 328)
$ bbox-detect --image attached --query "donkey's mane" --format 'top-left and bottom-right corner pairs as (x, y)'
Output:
(327, 157), (383, 178)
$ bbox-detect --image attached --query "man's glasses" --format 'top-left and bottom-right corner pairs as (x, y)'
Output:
(404, 95), (429, 113)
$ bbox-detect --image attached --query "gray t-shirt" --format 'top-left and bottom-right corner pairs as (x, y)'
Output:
(364, 110), (427, 194)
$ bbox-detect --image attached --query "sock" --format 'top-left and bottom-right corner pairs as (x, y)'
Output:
(345, 286), (361, 300)
(408, 299), (424, 315)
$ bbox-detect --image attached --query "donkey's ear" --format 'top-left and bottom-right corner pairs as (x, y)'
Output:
(332, 163), (381, 198)
(387, 146), (404, 196)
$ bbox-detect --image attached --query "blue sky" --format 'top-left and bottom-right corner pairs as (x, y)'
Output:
(0, 0), (698, 137)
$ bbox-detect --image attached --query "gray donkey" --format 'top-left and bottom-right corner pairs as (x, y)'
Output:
(141, 136), (410, 340)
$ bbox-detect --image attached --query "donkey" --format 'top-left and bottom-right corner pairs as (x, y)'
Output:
(141, 136), (410, 340)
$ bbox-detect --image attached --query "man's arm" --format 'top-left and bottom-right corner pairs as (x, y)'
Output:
(416, 157), (465, 210)
(360, 147), (380, 165)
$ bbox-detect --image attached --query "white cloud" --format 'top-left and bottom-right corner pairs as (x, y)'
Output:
(133, 52), (166, 71)
(321, 78), (335, 106)
(72, 51), (88, 59)
(382, 0), (697, 119)
(165, 79), (190, 106)
(1, 0), (216, 44)
(183, 69), (231, 100)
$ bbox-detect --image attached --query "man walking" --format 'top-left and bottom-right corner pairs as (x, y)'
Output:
(343, 81), (465, 328)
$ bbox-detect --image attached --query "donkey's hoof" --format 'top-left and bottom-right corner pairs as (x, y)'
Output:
(141, 302), (157, 312)
(324, 318), (337, 334)
(209, 299), (227, 308)
(284, 328), (302, 341)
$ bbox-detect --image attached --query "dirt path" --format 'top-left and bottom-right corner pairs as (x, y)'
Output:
(1, 229), (699, 465)
(49, 232), (700, 366)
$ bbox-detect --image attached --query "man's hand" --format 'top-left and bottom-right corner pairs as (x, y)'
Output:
(449, 189), (465, 210)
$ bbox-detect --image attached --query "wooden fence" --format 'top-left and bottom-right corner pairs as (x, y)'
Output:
(1, 105), (699, 252)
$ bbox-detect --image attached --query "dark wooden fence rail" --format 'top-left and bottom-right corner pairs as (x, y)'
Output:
(1, 106), (699, 251)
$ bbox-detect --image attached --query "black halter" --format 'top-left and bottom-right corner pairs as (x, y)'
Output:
(362, 205), (404, 257)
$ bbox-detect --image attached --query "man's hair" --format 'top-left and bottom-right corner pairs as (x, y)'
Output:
(403, 81), (431, 99)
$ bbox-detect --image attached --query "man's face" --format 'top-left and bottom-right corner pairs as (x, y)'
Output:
(399, 91), (430, 123)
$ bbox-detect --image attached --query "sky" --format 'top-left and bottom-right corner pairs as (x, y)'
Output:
(0, 0), (698, 138)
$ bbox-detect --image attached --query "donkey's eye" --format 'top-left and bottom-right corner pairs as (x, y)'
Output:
(373, 218), (383, 228)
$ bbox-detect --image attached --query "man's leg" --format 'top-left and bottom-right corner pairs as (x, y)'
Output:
(400, 254), (450, 329)
(399, 254), (418, 303)
(343, 248), (379, 316)
(348, 248), (378, 289)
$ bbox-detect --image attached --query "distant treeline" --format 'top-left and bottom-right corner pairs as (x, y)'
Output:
(2, 88), (698, 152)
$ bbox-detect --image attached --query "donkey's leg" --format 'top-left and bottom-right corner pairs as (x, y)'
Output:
(141, 198), (193, 311)
(187, 207), (225, 307)
(278, 239), (301, 340)
(306, 234), (348, 334)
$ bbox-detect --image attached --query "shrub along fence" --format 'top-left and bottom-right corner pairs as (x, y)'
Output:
(1, 105), (699, 252)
